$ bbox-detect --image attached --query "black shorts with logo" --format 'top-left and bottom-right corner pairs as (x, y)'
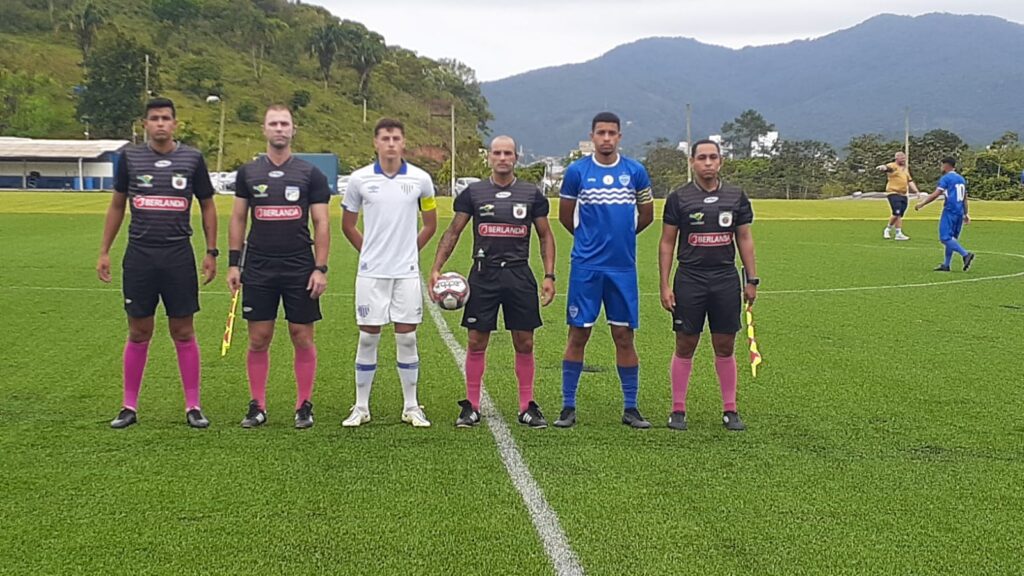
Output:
(241, 249), (321, 324)
(887, 194), (908, 216)
(672, 266), (741, 334)
(461, 264), (541, 332)
(122, 241), (199, 318)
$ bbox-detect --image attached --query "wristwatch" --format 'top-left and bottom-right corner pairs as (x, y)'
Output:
(544, 273), (556, 281)
(745, 277), (760, 286)
(314, 265), (328, 274)
(206, 248), (220, 257)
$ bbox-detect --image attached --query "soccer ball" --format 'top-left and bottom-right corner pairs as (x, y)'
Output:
(432, 272), (470, 311)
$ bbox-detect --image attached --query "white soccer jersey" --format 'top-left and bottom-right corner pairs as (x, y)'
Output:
(343, 161), (436, 278)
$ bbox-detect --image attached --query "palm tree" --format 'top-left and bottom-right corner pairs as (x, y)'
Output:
(308, 23), (342, 90)
(339, 21), (385, 100)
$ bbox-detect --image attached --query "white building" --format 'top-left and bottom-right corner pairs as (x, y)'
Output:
(0, 137), (128, 190)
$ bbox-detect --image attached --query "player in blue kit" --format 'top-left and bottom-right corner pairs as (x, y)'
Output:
(915, 157), (975, 272)
(554, 112), (655, 429)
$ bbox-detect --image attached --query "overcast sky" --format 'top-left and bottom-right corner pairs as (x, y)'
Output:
(312, 1), (1024, 81)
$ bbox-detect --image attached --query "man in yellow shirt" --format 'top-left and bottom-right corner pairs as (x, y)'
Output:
(875, 151), (920, 240)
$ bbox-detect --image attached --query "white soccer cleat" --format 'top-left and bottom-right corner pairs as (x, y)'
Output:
(341, 405), (371, 427)
(401, 406), (432, 428)
(883, 228), (892, 239)
(895, 232), (910, 241)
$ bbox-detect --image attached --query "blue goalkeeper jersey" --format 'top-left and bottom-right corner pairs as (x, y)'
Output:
(937, 171), (967, 216)
(560, 154), (652, 271)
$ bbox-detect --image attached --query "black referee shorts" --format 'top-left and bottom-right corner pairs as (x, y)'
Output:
(122, 241), (199, 319)
(672, 266), (741, 335)
(462, 265), (541, 333)
(241, 250), (321, 324)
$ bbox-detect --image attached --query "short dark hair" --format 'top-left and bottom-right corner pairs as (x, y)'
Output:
(690, 139), (721, 157)
(591, 112), (620, 131)
(941, 156), (956, 168)
(374, 117), (404, 136)
(145, 97), (176, 119)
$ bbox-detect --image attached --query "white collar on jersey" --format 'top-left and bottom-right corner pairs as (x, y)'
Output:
(590, 153), (621, 168)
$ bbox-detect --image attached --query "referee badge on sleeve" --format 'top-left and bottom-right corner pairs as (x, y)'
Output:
(513, 203), (527, 219)
(719, 211), (733, 227)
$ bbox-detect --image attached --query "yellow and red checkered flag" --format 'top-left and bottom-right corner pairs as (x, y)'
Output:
(221, 288), (240, 357)
(745, 303), (763, 377)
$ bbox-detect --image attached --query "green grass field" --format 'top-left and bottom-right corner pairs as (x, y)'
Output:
(1, 193), (1022, 575)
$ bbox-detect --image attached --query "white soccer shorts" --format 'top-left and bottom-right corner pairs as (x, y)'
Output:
(354, 276), (423, 325)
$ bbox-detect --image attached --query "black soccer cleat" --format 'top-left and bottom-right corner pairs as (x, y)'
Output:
(110, 407), (137, 429)
(553, 407), (577, 428)
(295, 400), (314, 429)
(241, 399), (267, 428)
(186, 408), (210, 429)
(933, 264), (951, 272)
(963, 252), (975, 271)
(722, 411), (746, 431)
(667, 411), (687, 431)
(622, 407), (652, 429)
(518, 401), (548, 429)
(455, 399), (481, 428)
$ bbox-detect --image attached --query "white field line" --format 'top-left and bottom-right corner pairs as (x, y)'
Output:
(422, 285), (586, 576)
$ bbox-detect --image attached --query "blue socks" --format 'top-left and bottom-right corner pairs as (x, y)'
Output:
(561, 360), (583, 409)
(618, 365), (639, 410)
(943, 238), (968, 267)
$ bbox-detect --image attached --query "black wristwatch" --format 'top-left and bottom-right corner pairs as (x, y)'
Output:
(544, 273), (556, 281)
(746, 277), (760, 286)
(314, 265), (328, 274)
(206, 248), (219, 257)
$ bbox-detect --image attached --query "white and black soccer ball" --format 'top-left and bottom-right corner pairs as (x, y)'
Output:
(433, 272), (470, 311)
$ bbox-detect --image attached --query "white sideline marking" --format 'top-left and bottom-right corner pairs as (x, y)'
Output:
(422, 286), (585, 576)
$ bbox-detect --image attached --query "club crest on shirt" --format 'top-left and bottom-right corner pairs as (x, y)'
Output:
(479, 203), (495, 217)
(253, 184), (269, 198)
(171, 174), (188, 190)
(285, 186), (300, 202)
(401, 183), (414, 195)
(269, 170), (284, 178)
(513, 203), (527, 219)
(719, 211), (733, 227)
(154, 160), (172, 168)
(136, 174), (153, 188)
(602, 175), (614, 186)
(689, 211), (705, 225)
(619, 173), (631, 186)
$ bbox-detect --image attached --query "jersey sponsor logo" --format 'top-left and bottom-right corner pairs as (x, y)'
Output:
(495, 191), (512, 199)
(687, 232), (733, 247)
(689, 211), (705, 225)
(171, 174), (188, 190)
(586, 177), (596, 183)
(513, 203), (527, 219)
(132, 195), (188, 211)
(602, 174), (615, 185)
(254, 205), (302, 221)
(136, 175), (154, 188)
(703, 196), (719, 204)
(285, 186), (300, 202)
(252, 184), (269, 198)
(479, 203), (495, 217)
(268, 170), (285, 178)
(619, 173), (631, 186)
(719, 211), (733, 227)
(479, 223), (528, 237)
(154, 160), (172, 168)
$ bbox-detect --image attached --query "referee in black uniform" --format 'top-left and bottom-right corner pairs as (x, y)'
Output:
(658, 139), (759, 431)
(429, 135), (556, 428)
(98, 98), (218, 429)
(227, 104), (331, 429)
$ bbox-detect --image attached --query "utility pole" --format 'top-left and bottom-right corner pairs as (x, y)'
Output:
(450, 103), (456, 197)
(686, 102), (692, 182)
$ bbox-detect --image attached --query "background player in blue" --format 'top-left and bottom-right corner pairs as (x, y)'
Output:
(915, 157), (975, 272)
(555, 112), (655, 429)
(97, 98), (218, 429)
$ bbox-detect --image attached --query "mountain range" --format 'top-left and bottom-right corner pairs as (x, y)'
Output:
(481, 13), (1024, 157)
